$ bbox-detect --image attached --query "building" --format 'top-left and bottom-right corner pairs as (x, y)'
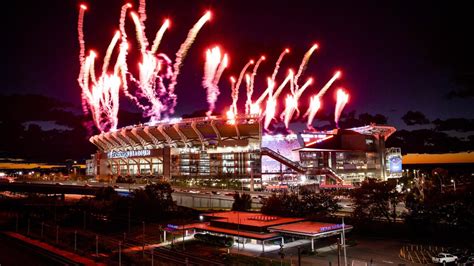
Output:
(165, 211), (352, 253)
(87, 115), (402, 187)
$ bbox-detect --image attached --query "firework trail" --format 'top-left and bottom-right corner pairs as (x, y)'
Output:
(102, 31), (121, 74)
(244, 74), (251, 114)
(263, 78), (276, 130)
(280, 77), (312, 128)
(316, 70), (341, 97)
(138, 0), (149, 48)
(151, 19), (170, 54)
(117, 3), (148, 111)
(260, 69), (294, 129)
(203, 47), (228, 116)
(273, 69), (294, 99)
(89, 51), (97, 85)
(78, 4), (87, 66)
(167, 11), (211, 114)
(226, 76), (237, 123)
(271, 48), (290, 81)
(79, 50), (121, 132)
(335, 88), (349, 128)
(303, 71), (341, 129)
(234, 59), (254, 110)
(294, 44), (318, 90)
(253, 49), (290, 107)
(256, 68), (294, 108)
(245, 56), (265, 114)
(304, 96), (321, 130)
(77, 4), (88, 113)
(131, 12), (147, 52)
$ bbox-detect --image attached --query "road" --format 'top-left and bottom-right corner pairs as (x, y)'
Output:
(9, 180), (406, 213)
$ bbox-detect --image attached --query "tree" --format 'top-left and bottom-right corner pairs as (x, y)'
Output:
(261, 191), (340, 218)
(300, 189), (341, 218)
(261, 193), (301, 217)
(350, 179), (402, 223)
(131, 182), (176, 221)
(232, 193), (252, 211)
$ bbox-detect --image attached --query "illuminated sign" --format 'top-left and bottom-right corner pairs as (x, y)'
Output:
(320, 224), (343, 232)
(167, 224), (179, 230)
(107, 149), (151, 159)
(389, 157), (402, 173)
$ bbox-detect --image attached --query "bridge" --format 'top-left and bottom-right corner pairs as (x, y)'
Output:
(0, 182), (99, 195)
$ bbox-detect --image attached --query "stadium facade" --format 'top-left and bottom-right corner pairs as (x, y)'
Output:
(86, 115), (402, 188)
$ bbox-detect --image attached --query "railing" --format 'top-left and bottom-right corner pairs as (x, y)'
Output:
(324, 167), (343, 183)
(261, 147), (306, 173)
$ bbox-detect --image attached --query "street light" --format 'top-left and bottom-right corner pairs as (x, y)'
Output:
(451, 179), (456, 192)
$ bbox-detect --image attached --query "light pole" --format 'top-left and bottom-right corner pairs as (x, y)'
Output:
(451, 179), (456, 192)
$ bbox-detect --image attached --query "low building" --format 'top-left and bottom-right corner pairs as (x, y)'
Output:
(167, 211), (353, 253)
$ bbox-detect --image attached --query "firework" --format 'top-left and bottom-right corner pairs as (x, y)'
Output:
(138, 0), (148, 48)
(273, 69), (294, 99)
(316, 70), (341, 97)
(151, 19), (170, 54)
(168, 11), (212, 114)
(130, 12), (147, 52)
(335, 88), (350, 127)
(102, 31), (121, 74)
(294, 44), (318, 90)
(304, 95), (321, 130)
(303, 71), (341, 129)
(271, 48), (290, 81)
(234, 59), (254, 109)
(79, 50), (121, 132)
(229, 76), (237, 114)
(245, 56), (265, 114)
(281, 77), (312, 128)
(203, 47), (228, 117)
(263, 79), (276, 130)
(78, 4), (87, 66)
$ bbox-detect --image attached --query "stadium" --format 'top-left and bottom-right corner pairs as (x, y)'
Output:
(86, 114), (402, 189)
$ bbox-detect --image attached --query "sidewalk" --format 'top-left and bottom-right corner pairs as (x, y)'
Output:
(2, 231), (105, 266)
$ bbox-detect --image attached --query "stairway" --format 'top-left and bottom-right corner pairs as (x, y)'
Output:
(261, 147), (306, 173)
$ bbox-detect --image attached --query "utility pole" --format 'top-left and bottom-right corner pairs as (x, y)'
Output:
(118, 241), (122, 266)
(342, 218), (347, 266)
(142, 221), (145, 257)
(151, 248), (154, 266)
(83, 210), (86, 230)
(95, 235), (99, 257)
(237, 212), (240, 251)
(298, 247), (301, 266)
(56, 225), (59, 244)
(74, 230), (77, 252)
(128, 206), (131, 233)
(182, 225), (185, 251)
(337, 237), (341, 266)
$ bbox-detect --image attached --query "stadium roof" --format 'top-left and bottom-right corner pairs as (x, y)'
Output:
(348, 124), (396, 140)
(90, 115), (261, 151)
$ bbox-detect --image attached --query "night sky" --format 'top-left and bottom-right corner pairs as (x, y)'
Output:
(2, 0), (474, 161)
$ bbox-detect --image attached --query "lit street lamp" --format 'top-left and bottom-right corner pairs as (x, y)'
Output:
(451, 179), (456, 192)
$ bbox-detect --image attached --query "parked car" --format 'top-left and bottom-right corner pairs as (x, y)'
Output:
(432, 253), (458, 264)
